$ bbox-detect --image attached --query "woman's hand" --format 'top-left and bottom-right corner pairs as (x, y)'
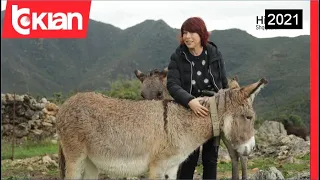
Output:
(188, 98), (209, 117)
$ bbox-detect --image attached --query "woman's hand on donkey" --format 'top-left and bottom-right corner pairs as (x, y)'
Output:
(188, 97), (209, 117)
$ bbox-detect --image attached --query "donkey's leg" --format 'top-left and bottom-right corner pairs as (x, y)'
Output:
(239, 155), (248, 180)
(230, 150), (240, 180)
(61, 140), (87, 179)
(65, 154), (86, 179)
(222, 136), (240, 180)
(148, 162), (163, 179)
(82, 158), (99, 179)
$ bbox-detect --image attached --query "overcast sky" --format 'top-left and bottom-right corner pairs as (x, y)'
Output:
(1, 1), (310, 38)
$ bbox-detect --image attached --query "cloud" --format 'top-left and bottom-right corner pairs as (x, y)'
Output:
(89, 1), (310, 38)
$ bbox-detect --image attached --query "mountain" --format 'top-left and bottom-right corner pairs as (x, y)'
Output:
(1, 10), (310, 123)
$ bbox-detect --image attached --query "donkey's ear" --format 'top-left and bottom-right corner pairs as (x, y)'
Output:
(241, 78), (268, 102)
(232, 75), (239, 82)
(134, 70), (146, 82)
(163, 67), (168, 74)
(160, 67), (168, 80)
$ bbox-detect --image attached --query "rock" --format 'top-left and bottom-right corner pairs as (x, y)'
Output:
(42, 155), (53, 164)
(258, 121), (287, 137)
(38, 111), (45, 119)
(218, 148), (231, 163)
(33, 103), (45, 110)
(287, 172), (310, 180)
(1, 94), (6, 103)
(42, 155), (58, 167)
(46, 111), (57, 116)
(51, 154), (59, 159)
(15, 128), (29, 138)
(42, 122), (53, 127)
(28, 120), (36, 129)
(252, 122), (310, 160)
(4, 94), (24, 102)
(31, 111), (40, 120)
(40, 98), (48, 104)
(15, 95), (25, 102)
(16, 117), (28, 124)
(279, 135), (310, 157)
(250, 166), (285, 180)
(4, 94), (14, 102)
(24, 109), (35, 120)
(35, 120), (42, 126)
(2, 117), (10, 124)
(282, 156), (294, 164)
(45, 103), (58, 111)
(2, 124), (14, 135)
(44, 116), (56, 124)
(27, 166), (34, 171)
(18, 122), (29, 131)
(53, 133), (59, 140)
(42, 108), (48, 114)
(48, 116), (56, 124)
(16, 106), (26, 116)
(252, 167), (259, 173)
(279, 145), (289, 151)
(30, 129), (43, 135)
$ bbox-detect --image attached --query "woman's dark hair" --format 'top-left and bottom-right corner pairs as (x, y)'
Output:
(180, 17), (210, 46)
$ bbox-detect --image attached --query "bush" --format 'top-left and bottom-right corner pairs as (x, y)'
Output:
(278, 113), (305, 127)
(103, 79), (141, 100)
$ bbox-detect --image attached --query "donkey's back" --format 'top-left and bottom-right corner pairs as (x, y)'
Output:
(56, 92), (169, 178)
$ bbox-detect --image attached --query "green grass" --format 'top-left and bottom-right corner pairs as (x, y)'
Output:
(296, 153), (310, 160)
(1, 139), (58, 160)
(195, 154), (310, 179)
(1, 176), (30, 180)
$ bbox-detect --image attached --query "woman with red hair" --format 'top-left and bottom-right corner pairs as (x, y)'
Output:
(167, 17), (229, 179)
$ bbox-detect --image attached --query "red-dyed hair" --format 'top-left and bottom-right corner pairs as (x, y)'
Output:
(180, 17), (210, 46)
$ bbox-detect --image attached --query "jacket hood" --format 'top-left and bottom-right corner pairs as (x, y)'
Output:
(175, 41), (220, 63)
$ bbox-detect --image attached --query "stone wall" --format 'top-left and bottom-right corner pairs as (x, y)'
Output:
(1, 93), (59, 140)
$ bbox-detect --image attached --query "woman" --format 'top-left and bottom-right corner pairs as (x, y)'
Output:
(166, 17), (229, 180)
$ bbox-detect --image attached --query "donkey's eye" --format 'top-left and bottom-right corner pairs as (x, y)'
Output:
(157, 91), (163, 97)
(246, 116), (253, 120)
(141, 93), (145, 98)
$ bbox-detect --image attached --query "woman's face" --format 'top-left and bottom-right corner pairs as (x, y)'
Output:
(182, 30), (201, 49)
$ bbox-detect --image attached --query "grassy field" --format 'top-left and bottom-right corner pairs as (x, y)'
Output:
(1, 139), (58, 160)
(1, 139), (310, 180)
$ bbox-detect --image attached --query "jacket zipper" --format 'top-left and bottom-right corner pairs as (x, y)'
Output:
(209, 63), (220, 92)
(182, 52), (193, 94)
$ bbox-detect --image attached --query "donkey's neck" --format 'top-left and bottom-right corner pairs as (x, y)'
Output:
(166, 102), (213, 151)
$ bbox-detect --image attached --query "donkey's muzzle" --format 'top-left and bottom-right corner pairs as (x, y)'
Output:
(236, 136), (256, 156)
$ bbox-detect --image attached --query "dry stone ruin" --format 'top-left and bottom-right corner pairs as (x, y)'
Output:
(1, 93), (59, 140)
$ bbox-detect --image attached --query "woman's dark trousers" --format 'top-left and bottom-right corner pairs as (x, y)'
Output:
(177, 136), (220, 180)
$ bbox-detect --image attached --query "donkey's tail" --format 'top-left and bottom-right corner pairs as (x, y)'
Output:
(58, 143), (66, 179)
